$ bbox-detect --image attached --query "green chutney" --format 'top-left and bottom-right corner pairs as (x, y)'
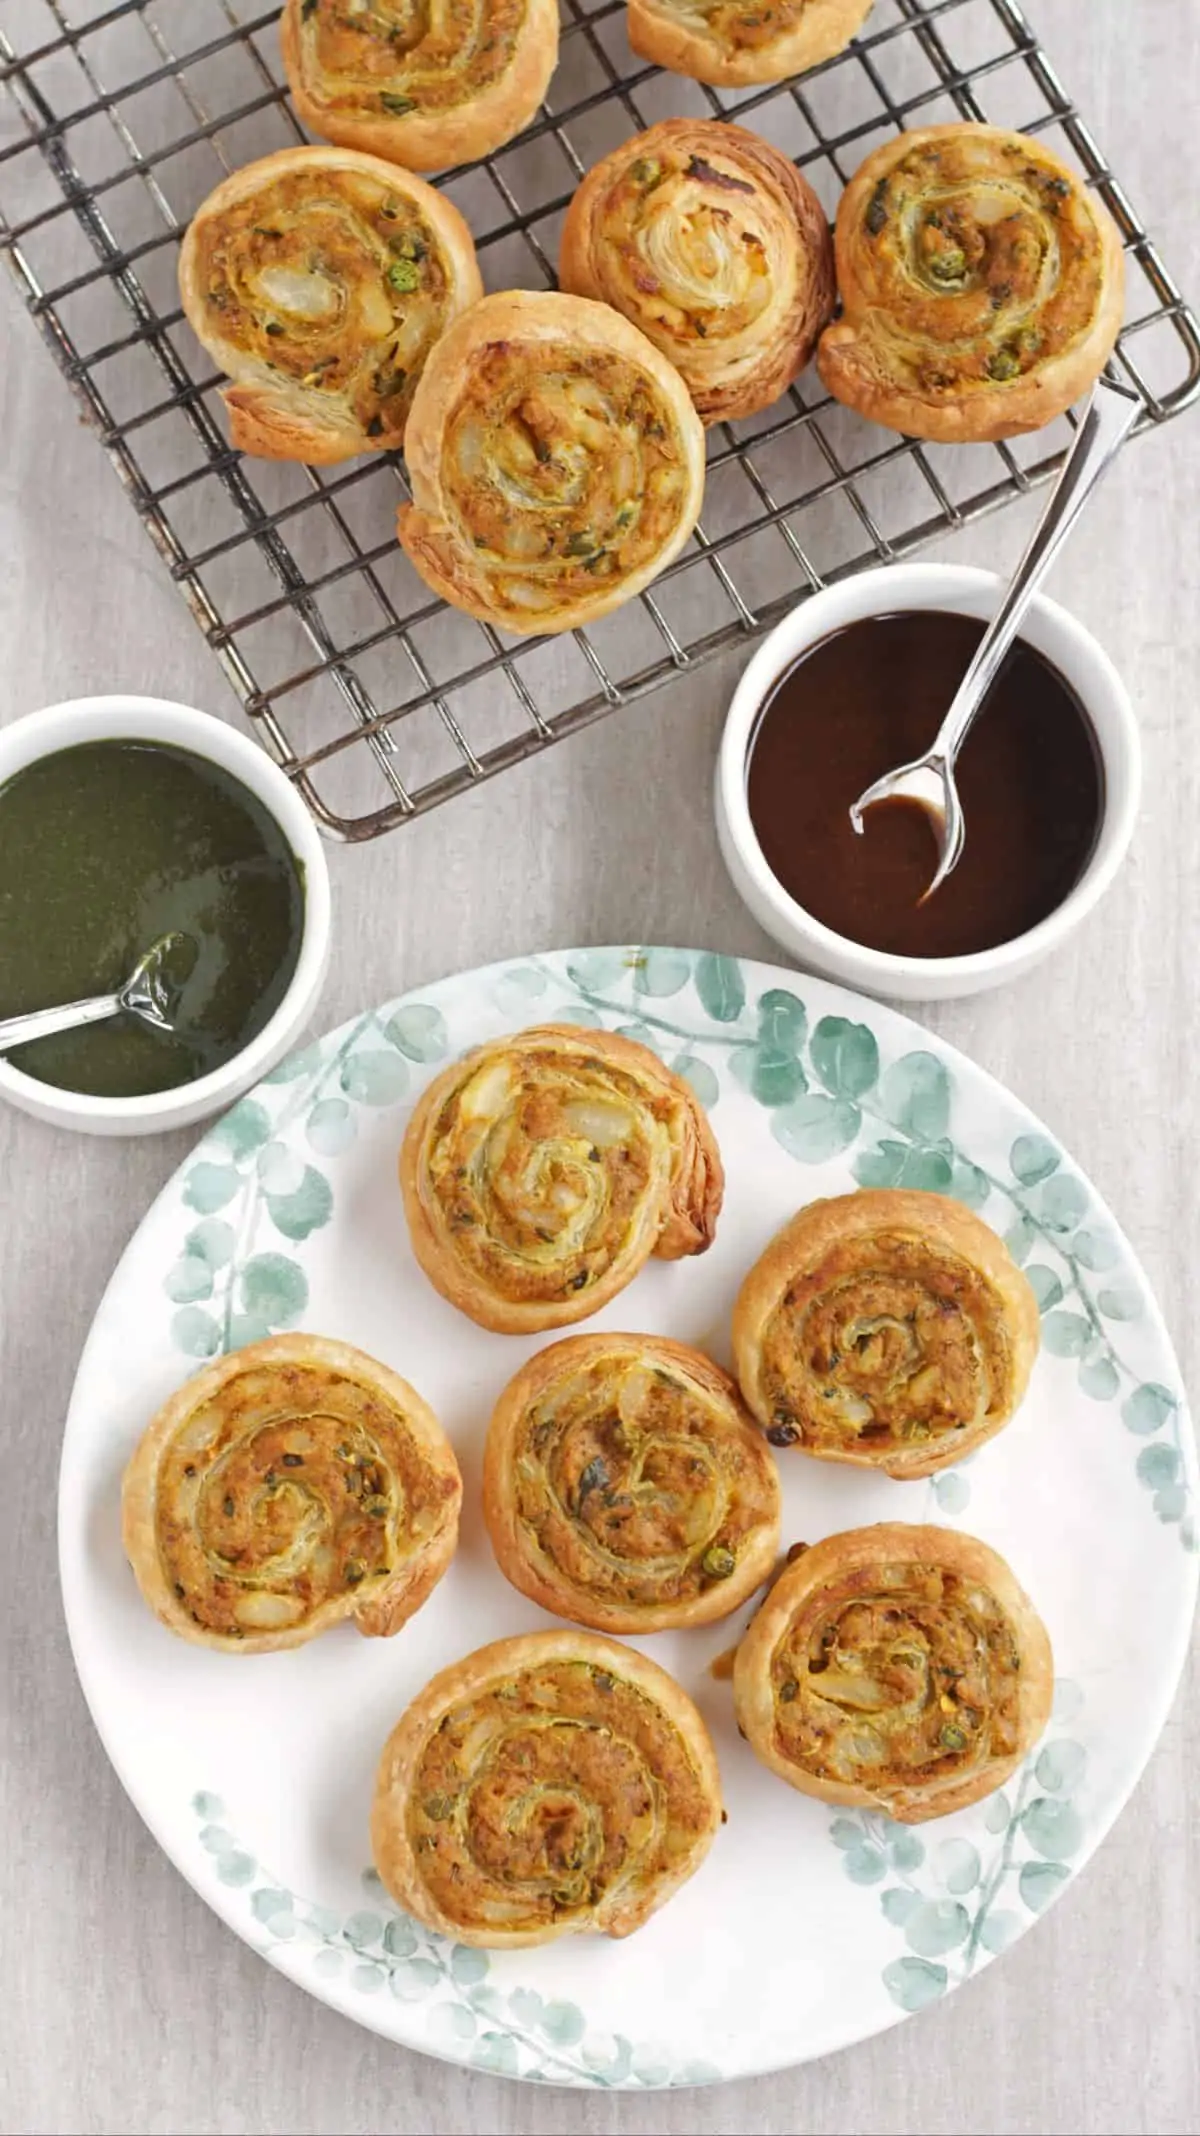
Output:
(0, 742), (305, 1098)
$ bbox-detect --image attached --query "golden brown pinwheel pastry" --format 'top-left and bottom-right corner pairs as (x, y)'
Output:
(400, 1024), (723, 1334)
(559, 120), (835, 426)
(178, 147), (482, 462)
(732, 1190), (1038, 1479)
(280, 0), (558, 173)
(121, 1334), (461, 1652)
(397, 289), (706, 633)
(627, 0), (874, 88)
(734, 1524), (1053, 1821)
(484, 1334), (781, 1630)
(371, 1629), (722, 1944)
(818, 123), (1125, 441)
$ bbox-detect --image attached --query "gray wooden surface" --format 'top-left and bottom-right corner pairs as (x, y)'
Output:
(2, 5), (1198, 2132)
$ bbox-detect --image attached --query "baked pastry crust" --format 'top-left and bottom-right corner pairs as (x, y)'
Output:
(396, 289), (707, 634)
(280, 0), (559, 173)
(817, 122), (1126, 442)
(627, 0), (875, 89)
(371, 1629), (723, 1944)
(178, 146), (482, 462)
(121, 1334), (461, 1652)
(732, 1189), (1039, 1479)
(559, 119), (835, 425)
(400, 1023), (723, 1334)
(483, 1333), (781, 1630)
(733, 1523), (1053, 1822)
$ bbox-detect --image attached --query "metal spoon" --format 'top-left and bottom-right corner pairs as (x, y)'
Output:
(0, 932), (196, 1056)
(848, 376), (1141, 901)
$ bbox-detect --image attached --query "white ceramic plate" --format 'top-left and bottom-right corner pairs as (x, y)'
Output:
(59, 947), (1198, 2089)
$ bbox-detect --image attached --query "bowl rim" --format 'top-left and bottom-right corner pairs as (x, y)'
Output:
(716, 560), (1142, 984)
(0, 695), (332, 1125)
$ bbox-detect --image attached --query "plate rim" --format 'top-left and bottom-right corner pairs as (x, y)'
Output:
(57, 944), (1200, 2088)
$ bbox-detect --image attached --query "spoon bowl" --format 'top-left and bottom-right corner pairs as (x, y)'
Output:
(118, 932), (197, 1036)
(0, 931), (198, 1058)
(848, 760), (963, 904)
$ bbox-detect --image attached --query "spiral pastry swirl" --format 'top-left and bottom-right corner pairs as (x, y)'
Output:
(400, 1024), (724, 1333)
(121, 1335), (462, 1652)
(371, 1631), (723, 1944)
(397, 290), (707, 633)
(817, 123), (1126, 442)
(734, 1524), (1053, 1821)
(627, 0), (875, 89)
(179, 148), (482, 462)
(484, 1335), (781, 1630)
(732, 1191), (1039, 1479)
(280, 0), (559, 172)
(560, 121), (835, 425)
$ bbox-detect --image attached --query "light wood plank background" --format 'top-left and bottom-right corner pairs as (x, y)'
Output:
(1, 4), (1197, 2130)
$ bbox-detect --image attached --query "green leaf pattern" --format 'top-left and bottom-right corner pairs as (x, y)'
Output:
(693, 952), (746, 1024)
(166, 1007), (446, 1361)
(191, 1796), (718, 2088)
(150, 951), (1193, 2080)
(830, 1682), (1089, 2011)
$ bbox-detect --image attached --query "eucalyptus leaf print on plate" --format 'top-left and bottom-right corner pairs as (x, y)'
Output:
(829, 1682), (1090, 2011)
(190, 1803), (722, 2089)
(60, 948), (1197, 2089)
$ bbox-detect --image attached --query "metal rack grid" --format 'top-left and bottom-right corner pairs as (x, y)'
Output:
(2, 1), (1197, 841)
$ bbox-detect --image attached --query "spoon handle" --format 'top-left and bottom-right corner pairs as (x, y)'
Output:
(929, 377), (1141, 769)
(0, 991), (123, 1054)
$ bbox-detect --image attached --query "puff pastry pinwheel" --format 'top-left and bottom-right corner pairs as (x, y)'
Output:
(483, 1334), (781, 1630)
(734, 1524), (1053, 1822)
(817, 123), (1126, 442)
(732, 1190), (1038, 1479)
(121, 1334), (462, 1652)
(371, 1629), (723, 1944)
(559, 120), (835, 425)
(627, 0), (875, 89)
(178, 147), (482, 462)
(400, 1024), (723, 1333)
(281, 0), (558, 174)
(396, 290), (707, 633)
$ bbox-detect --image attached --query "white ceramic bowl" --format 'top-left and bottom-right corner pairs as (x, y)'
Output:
(715, 561), (1141, 1001)
(0, 696), (331, 1135)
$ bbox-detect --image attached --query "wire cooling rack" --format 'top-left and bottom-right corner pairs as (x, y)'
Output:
(2, 2), (1198, 840)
